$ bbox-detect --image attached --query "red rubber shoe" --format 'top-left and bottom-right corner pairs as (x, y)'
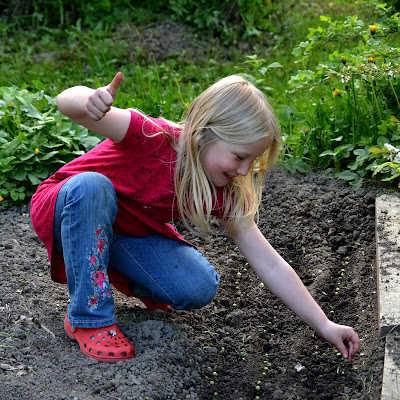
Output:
(64, 314), (135, 362)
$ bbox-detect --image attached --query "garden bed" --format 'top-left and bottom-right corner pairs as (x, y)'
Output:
(0, 168), (384, 399)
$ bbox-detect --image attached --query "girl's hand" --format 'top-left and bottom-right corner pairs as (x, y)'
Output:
(86, 72), (123, 121)
(317, 319), (360, 361)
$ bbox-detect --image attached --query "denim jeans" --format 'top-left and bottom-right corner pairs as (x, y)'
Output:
(53, 172), (220, 328)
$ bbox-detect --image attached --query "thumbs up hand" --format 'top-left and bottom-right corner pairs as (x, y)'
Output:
(86, 72), (123, 121)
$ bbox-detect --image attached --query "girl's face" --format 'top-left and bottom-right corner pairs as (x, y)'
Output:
(200, 137), (271, 187)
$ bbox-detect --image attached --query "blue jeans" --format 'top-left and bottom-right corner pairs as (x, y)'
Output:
(53, 172), (220, 328)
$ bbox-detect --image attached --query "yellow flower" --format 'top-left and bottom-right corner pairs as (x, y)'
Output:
(390, 116), (399, 123)
(8, 101), (14, 107)
(369, 25), (377, 35)
(341, 55), (347, 65)
(0, 196), (3, 202)
(35, 148), (39, 154)
(332, 88), (340, 97)
(368, 56), (375, 63)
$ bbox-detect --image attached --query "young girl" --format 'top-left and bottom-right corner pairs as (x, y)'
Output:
(30, 72), (359, 363)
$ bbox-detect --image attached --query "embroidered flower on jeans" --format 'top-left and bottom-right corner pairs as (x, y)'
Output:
(93, 270), (107, 291)
(97, 239), (106, 254)
(88, 294), (98, 309)
(87, 226), (112, 310)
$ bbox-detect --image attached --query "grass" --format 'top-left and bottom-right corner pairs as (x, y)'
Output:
(0, 1), (374, 109)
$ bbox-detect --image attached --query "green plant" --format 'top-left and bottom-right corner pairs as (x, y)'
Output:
(281, 1), (400, 187)
(0, 86), (101, 203)
(369, 139), (400, 185)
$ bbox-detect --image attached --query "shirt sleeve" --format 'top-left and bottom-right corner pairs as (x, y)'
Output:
(116, 109), (166, 152)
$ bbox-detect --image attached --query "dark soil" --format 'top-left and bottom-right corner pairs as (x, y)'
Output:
(0, 168), (384, 400)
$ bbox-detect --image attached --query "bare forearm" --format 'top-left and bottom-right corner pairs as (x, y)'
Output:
(56, 86), (95, 119)
(55, 74), (130, 142)
(230, 220), (360, 360)
(233, 224), (328, 333)
(252, 249), (328, 331)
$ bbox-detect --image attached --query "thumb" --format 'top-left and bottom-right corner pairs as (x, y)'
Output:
(107, 71), (123, 98)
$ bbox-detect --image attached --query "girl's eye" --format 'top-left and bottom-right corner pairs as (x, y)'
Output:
(235, 154), (244, 161)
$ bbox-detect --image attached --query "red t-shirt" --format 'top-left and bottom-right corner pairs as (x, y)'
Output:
(30, 110), (224, 296)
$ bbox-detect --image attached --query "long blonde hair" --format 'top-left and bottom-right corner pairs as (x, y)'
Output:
(173, 75), (281, 234)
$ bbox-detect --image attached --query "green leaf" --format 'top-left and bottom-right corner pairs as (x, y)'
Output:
(10, 191), (19, 201)
(335, 170), (359, 181)
(19, 153), (35, 161)
(320, 15), (331, 22)
(382, 173), (400, 181)
(28, 174), (43, 185)
(11, 170), (27, 181)
(39, 150), (59, 160)
(267, 62), (283, 69)
(320, 150), (336, 157)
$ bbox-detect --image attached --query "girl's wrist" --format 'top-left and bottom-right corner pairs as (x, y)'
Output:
(310, 314), (330, 337)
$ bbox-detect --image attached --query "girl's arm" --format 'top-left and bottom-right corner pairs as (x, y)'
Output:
(56, 72), (131, 142)
(229, 219), (360, 361)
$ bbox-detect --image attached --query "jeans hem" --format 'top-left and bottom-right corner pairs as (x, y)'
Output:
(68, 317), (116, 329)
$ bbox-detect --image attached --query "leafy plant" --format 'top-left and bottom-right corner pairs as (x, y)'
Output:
(0, 86), (101, 203)
(281, 1), (400, 187)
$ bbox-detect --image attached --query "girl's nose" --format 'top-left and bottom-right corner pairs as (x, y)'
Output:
(237, 162), (251, 176)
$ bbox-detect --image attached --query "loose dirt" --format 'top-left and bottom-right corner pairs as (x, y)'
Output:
(0, 168), (384, 400)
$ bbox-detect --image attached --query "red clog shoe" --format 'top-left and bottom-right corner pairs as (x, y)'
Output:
(64, 314), (135, 362)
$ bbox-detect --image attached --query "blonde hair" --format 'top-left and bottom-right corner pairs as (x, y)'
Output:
(173, 75), (281, 234)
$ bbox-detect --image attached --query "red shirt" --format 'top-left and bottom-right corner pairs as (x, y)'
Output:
(30, 110), (223, 296)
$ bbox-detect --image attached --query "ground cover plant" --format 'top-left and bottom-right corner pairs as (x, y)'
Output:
(0, 0), (394, 398)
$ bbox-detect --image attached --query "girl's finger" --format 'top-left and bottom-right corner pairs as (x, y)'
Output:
(90, 91), (111, 113)
(86, 102), (104, 120)
(107, 72), (123, 97)
(98, 88), (114, 107)
(347, 341), (354, 361)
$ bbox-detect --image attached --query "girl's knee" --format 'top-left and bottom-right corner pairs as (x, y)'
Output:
(65, 172), (117, 209)
(173, 268), (220, 310)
